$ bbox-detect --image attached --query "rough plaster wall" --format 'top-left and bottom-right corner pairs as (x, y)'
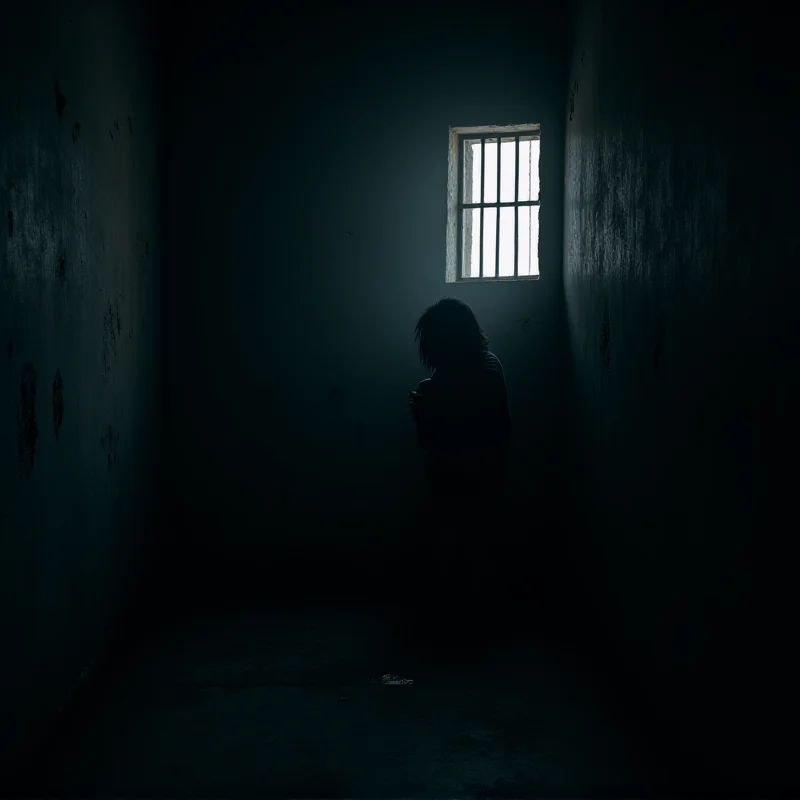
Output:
(162, 3), (569, 569)
(565, 0), (800, 779)
(0, 0), (160, 769)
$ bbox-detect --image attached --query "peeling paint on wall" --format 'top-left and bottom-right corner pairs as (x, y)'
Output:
(568, 79), (579, 121)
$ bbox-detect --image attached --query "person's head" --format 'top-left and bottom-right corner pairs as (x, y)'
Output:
(414, 297), (489, 371)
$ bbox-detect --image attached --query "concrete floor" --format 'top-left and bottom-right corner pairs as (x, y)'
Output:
(17, 605), (657, 797)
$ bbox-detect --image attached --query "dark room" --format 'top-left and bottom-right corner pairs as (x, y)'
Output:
(2, 0), (799, 795)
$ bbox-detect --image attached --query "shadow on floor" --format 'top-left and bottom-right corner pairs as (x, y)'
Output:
(7, 593), (667, 798)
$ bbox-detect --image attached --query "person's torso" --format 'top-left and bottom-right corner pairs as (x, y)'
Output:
(425, 351), (511, 477)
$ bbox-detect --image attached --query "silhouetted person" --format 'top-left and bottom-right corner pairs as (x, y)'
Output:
(408, 298), (511, 633)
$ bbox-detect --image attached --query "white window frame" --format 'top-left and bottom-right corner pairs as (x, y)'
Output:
(446, 123), (541, 283)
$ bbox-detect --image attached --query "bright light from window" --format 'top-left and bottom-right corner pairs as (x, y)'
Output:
(463, 137), (540, 279)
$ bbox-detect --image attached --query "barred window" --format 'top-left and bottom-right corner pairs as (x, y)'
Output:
(446, 124), (541, 282)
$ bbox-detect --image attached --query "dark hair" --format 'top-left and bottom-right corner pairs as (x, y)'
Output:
(414, 297), (489, 370)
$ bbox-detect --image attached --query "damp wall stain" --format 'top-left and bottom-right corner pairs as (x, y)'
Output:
(564, 0), (800, 779)
(1, 0), (161, 777)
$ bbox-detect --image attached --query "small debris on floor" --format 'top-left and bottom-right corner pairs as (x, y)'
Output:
(381, 673), (414, 686)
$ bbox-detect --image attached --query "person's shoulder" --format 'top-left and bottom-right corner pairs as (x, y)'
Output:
(483, 350), (505, 374)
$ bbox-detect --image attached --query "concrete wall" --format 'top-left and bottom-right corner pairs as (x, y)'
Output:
(0, 0), (161, 771)
(161, 2), (570, 589)
(564, 0), (800, 784)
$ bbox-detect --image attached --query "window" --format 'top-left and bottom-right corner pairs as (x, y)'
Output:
(446, 124), (541, 283)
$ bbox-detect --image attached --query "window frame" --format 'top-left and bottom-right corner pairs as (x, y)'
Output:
(446, 123), (541, 283)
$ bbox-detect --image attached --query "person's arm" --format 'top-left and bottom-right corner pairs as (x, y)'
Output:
(409, 379), (438, 450)
(410, 395), (433, 449)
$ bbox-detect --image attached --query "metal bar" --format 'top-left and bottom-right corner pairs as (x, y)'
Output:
(457, 274), (539, 282)
(479, 137), (485, 278)
(457, 137), (465, 279)
(495, 138), (501, 275)
(462, 200), (539, 209)
(514, 136), (519, 277)
(529, 138), (533, 272)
